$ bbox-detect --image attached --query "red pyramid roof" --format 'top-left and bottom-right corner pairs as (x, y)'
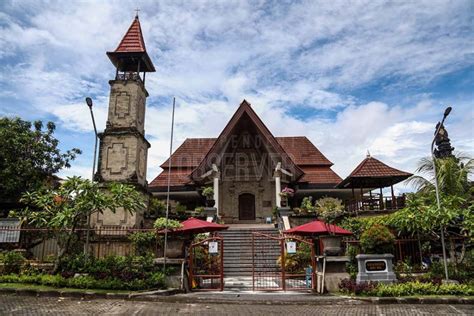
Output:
(114, 16), (147, 53)
(348, 156), (412, 178)
(337, 155), (412, 188)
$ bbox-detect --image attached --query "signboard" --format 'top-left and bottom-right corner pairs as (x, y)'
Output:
(287, 241), (296, 254)
(209, 241), (219, 254)
(366, 260), (387, 272)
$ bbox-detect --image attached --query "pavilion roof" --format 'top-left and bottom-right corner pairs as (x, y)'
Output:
(337, 155), (412, 188)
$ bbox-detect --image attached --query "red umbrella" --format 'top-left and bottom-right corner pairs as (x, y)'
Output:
(284, 220), (352, 236)
(161, 217), (229, 234)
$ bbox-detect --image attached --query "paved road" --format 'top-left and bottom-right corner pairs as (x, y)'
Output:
(0, 294), (473, 315)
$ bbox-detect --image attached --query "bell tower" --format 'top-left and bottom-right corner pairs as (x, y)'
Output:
(94, 14), (155, 227)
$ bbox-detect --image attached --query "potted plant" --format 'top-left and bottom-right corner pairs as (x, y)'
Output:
(316, 196), (345, 256)
(201, 186), (215, 207)
(300, 196), (316, 215)
(279, 187), (295, 207)
(154, 217), (185, 258)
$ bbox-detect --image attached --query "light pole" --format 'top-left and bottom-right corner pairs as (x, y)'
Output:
(430, 106), (452, 282)
(84, 97), (98, 255)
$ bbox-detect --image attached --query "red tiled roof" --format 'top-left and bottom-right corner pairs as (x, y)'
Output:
(299, 166), (342, 185)
(149, 168), (193, 188)
(114, 16), (146, 53)
(348, 156), (412, 178)
(276, 137), (332, 166)
(157, 136), (333, 169)
(160, 138), (215, 168)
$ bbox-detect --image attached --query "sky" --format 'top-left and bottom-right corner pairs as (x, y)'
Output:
(0, 0), (473, 194)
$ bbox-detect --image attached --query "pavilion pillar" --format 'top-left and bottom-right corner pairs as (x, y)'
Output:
(390, 185), (396, 209)
(275, 171), (282, 208)
(379, 187), (384, 210)
(213, 175), (219, 216)
(212, 164), (220, 217)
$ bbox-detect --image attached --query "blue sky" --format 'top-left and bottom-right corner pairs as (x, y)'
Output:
(0, 0), (473, 193)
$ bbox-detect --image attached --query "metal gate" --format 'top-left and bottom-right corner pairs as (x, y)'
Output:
(188, 236), (224, 291)
(252, 232), (315, 291)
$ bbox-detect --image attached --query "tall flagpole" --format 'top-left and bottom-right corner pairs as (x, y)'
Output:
(163, 97), (176, 272)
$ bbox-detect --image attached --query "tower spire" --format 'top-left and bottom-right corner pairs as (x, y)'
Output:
(106, 15), (155, 73)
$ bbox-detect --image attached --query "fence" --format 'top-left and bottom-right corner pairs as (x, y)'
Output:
(0, 227), (160, 262)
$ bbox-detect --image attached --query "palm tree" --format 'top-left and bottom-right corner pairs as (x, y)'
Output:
(407, 154), (473, 197)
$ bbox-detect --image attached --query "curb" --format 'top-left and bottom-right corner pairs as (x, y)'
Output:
(0, 287), (472, 305)
(0, 287), (183, 300)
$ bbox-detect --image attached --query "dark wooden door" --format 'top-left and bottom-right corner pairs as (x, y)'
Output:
(239, 193), (255, 220)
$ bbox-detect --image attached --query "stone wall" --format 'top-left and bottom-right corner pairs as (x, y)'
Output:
(98, 133), (148, 188)
(107, 80), (147, 134)
(220, 179), (275, 223)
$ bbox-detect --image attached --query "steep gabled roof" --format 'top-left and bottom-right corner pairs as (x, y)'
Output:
(337, 155), (412, 188)
(189, 100), (304, 181)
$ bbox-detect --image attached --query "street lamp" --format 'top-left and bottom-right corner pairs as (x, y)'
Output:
(430, 106), (452, 282)
(84, 97), (99, 255)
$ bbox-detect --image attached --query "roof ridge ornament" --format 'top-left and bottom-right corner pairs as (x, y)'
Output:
(366, 150), (371, 158)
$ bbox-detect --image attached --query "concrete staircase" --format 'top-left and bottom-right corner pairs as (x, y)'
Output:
(220, 226), (281, 278)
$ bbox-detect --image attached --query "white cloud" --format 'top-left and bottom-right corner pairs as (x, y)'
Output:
(0, 0), (472, 192)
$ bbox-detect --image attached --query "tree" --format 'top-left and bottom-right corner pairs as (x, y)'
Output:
(0, 117), (81, 206)
(400, 154), (474, 263)
(407, 154), (473, 198)
(12, 176), (145, 271)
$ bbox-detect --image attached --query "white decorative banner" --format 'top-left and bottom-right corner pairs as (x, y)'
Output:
(209, 241), (219, 254)
(287, 241), (296, 254)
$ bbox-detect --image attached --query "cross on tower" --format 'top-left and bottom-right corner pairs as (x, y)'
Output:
(135, 8), (140, 18)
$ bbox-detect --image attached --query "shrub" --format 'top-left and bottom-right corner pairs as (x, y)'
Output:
(374, 281), (474, 297)
(339, 215), (391, 239)
(315, 196), (344, 224)
(300, 196), (315, 213)
(360, 224), (395, 254)
(345, 245), (359, 280)
(0, 272), (167, 291)
(154, 217), (182, 230)
(129, 232), (157, 256)
(201, 187), (214, 199)
(338, 278), (377, 295)
(1, 251), (26, 274)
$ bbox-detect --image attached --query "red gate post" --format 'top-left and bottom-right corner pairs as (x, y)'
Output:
(311, 243), (316, 290)
(188, 244), (194, 291)
(281, 238), (286, 291)
(252, 233), (255, 291)
(220, 238), (224, 291)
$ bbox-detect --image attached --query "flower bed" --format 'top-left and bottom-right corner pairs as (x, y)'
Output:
(0, 251), (167, 291)
(339, 278), (474, 297)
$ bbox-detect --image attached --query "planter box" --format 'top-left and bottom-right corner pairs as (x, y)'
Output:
(356, 254), (397, 284)
(165, 239), (185, 258)
(320, 236), (343, 256)
(203, 207), (217, 218)
(277, 207), (293, 217)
